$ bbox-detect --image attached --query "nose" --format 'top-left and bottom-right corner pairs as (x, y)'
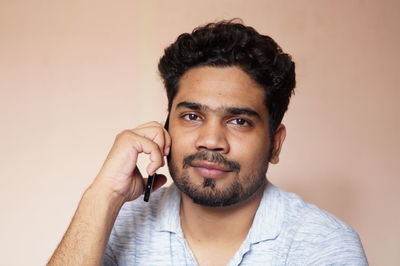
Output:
(194, 119), (230, 153)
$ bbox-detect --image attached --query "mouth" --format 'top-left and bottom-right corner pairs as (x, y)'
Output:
(190, 160), (232, 179)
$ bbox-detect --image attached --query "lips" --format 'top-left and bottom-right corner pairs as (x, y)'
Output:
(190, 160), (232, 179)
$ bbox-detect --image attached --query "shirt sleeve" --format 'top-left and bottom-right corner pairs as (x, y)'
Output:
(304, 228), (368, 265)
(102, 242), (118, 266)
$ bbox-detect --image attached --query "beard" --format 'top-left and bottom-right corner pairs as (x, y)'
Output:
(168, 150), (267, 207)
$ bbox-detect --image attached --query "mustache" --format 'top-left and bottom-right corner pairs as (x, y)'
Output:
(183, 150), (241, 172)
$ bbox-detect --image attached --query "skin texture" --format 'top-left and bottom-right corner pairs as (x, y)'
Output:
(169, 66), (272, 206)
(47, 66), (286, 266)
(168, 66), (286, 265)
(47, 122), (170, 266)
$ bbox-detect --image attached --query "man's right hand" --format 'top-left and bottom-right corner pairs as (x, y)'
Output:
(91, 121), (171, 203)
(48, 121), (171, 266)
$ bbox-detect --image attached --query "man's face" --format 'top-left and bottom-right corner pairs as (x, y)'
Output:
(167, 66), (277, 207)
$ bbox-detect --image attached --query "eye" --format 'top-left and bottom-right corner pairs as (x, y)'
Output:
(182, 113), (201, 121)
(229, 118), (252, 126)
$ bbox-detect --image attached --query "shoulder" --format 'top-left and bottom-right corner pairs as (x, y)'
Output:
(272, 185), (355, 234)
(108, 185), (176, 247)
(272, 186), (368, 264)
(114, 186), (171, 230)
(103, 185), (181, 264)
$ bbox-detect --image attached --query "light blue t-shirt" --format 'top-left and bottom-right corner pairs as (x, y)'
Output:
(103, 183), (368, 265)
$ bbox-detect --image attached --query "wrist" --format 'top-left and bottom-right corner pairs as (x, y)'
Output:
(85, 181), (127, 214)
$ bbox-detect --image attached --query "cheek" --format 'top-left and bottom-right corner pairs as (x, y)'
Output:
(231, 137), (270, 166)
(169, 130), (196, 162)
(238, 149), (267, 168)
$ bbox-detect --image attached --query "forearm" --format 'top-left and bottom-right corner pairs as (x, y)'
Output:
(47, 184), (125, 266)
(48, 123), (169, 265)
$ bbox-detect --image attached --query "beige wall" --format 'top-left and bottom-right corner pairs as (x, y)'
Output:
(1, 0), (399, 265)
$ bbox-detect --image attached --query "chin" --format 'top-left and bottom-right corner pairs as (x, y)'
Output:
(175, 174), (265, 208)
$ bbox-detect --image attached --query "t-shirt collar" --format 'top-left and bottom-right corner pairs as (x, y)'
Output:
(246, 181), (283, 244)
(155, 182), (283, 244)
(155, 184), (183, 235)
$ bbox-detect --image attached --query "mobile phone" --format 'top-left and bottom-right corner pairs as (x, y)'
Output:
(144, 174), (156, 202)
(143, 116), (169, 202)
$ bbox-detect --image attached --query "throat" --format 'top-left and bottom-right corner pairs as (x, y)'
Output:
(181, 214), (248, 266)
(179, 183), (266, 265)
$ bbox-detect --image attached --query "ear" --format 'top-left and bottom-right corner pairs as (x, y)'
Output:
(269, 124), (286, 164)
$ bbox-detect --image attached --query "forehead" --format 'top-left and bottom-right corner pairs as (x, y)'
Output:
(173, 66), (267, 115)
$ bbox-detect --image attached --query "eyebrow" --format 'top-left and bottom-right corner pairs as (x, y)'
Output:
(226, 107), (261, 119)
(176, 101), (262, 120)
(176, 101), (203, 111)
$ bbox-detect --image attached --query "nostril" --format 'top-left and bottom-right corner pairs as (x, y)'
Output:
(197, 146), (224, 152)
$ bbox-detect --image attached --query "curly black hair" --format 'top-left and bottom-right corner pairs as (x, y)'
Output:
(158, 20), (296, 134)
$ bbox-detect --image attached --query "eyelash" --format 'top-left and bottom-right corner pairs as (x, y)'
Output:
(229, 118), (252, 126)
(182, 113), (202, 121)
(181, 113), (252, 127)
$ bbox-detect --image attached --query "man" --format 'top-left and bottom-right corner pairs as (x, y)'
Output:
(48, 21), (367, 265)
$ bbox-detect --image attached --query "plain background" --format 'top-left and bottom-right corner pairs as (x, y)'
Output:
(1, 0), (399, 265)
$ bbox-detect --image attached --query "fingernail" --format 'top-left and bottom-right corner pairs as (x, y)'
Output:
(148, 165), (155, 176)
(165, 147), (170, 156)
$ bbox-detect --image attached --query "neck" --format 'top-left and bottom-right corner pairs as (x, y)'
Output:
(179, 181), (267, 244)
